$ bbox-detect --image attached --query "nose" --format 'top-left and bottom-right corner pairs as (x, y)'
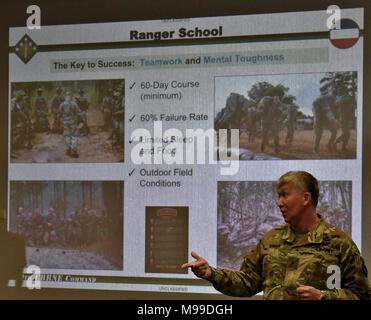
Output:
(277, 196), (284, 208)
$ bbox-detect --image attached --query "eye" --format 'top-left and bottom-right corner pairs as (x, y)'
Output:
(280, 192), (288, 198)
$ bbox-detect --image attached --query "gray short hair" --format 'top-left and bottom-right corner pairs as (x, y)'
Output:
(276, 171), (319, 207)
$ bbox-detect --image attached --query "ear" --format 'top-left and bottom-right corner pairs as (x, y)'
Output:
(303, 192), (312, 207)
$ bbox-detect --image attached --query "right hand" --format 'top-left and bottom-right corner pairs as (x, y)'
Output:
(181, 251), (212, 280)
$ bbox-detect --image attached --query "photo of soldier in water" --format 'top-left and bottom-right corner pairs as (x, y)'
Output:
(214, 71), (357, 160)
(9, 181), (123, 270)
(10, 79), (125, 163)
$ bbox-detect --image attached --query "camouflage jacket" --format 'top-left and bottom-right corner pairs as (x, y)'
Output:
(209, 215), (369, 300)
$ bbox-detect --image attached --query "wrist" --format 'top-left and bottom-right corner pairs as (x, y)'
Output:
(320, 290), (327, 300)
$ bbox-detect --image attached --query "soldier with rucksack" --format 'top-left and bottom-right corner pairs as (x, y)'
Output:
(75, 88), (90, 136)
(258, 95), (284, 153)
(11, 90), (29, 150)
(312, 95), (338, 153)
(102, 88), (114, 130)
(111, 89), (124, 147)
(33, 88), (49, 133)
(50, 86), (65, 133)
(283, 103), (297, 146)
(57, 90), (84, 158)
(334, 94), (356, 152)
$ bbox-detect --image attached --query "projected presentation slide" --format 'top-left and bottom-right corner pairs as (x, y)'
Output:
(8, 8), (363, 294)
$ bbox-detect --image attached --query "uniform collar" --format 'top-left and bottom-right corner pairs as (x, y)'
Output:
(282, 214), (326, 244)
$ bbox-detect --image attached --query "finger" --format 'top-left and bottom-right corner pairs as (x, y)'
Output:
(181, 261), (199, 269)
(191, 251), (202, 260)
(296, 286), (306, 294)
(182, 258), (206, 269)
(181, 252), (202, 269)
(181, 262), (192, 269)
(296, 282), (305, 287)
(297, 292), (307, 300)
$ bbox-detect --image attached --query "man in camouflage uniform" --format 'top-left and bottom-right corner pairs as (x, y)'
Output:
(76, 207), (90, 245)
(33, 88), (49, 133)
(44, 207), (58, 246)
(29, 209), (45, 247)
(11, 90), (30, 149)
(258, 95), (284, 153)
(102, 88), (114, 130)
(245, 103), (259, 144)
(334, 94), (356, 152)
(111, 89), (124, 147)
(54, 210), (66, 246)
(75, 88), (90, 136)
(283, 103), (297, 146)
(183, 171), (369, 300)
(312, 95), (338, 153)
(215, 92), (249, 149)
(50, 86), (65, 133)
(23, 93), (33, 149)
(66, 210), (82, 246)
(57, 90), (84, 158)
(13, 207), (27, 235)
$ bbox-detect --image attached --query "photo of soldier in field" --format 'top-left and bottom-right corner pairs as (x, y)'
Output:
(214, 72), (357, 160)
(10, 79), (125, 163)
(9, 181), (123, 270)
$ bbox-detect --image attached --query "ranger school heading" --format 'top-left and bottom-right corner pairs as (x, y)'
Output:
(130, 26), (223, 41)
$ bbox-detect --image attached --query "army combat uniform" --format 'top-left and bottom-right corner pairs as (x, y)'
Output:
(334, 95), (356, 152)
(283, 104), (297, 145)
(258, 96), (284, 153)
(33, 89), (49, 132)
(50, 88), (65, 133)
(57, 94), (84, 157)
(111, 90), (125, 146)
(312, 95), (338, 153)
(11, 91), (28, 149)
(75, 90), (90, 136)
(209, 215), (369, 300)
(102, 89), (114, 130)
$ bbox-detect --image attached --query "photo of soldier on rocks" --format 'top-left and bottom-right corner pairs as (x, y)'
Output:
(10, 79), (125, 163)
(9, 181), (123, 270)
(217, 180), (352, 270)
(215, 72), (357, 160)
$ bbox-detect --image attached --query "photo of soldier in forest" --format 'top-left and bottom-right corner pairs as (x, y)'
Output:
(10, 79), (125, 163)
(217, 180), (352, 270)
(9, 181), (123, 270)
(214, 71), (357, 160)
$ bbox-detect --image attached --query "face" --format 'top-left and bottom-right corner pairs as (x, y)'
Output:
(277, 182), (309, 225)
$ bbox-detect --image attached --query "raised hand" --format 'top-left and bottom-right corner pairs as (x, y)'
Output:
(181, 251), (212, 280)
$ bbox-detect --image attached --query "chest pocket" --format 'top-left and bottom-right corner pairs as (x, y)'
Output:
(295, 246), (339, 288)
(262, 245), (339, 290)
